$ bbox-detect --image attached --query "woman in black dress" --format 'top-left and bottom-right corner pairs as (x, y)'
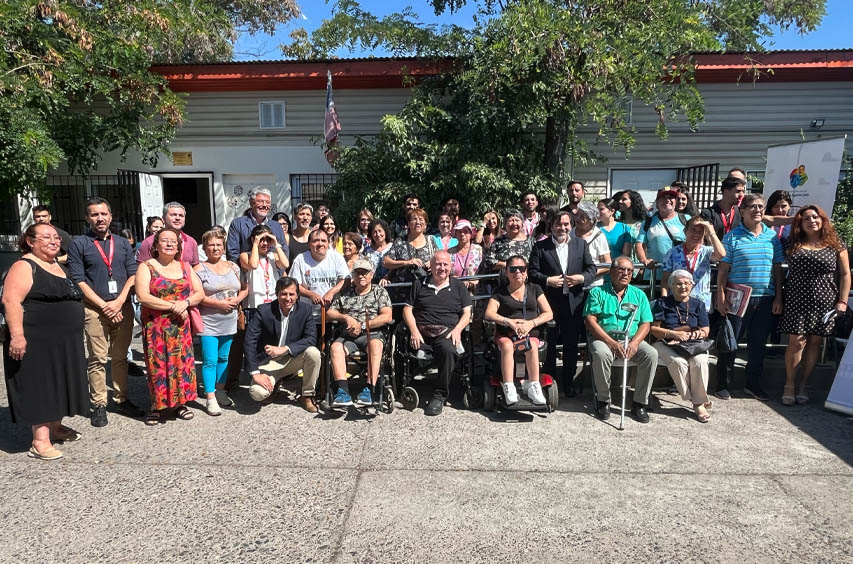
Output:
(3, 223), (88, 460)
(780, 205), (850, 405)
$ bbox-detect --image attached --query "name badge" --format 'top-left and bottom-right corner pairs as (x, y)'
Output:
(108, 280), (118, 294)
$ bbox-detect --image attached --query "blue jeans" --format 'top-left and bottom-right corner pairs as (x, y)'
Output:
(201, 335), (234, 394)
(716, 295), (774, 391)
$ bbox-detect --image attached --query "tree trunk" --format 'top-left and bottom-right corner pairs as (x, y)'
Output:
(544, 116), (569, 181)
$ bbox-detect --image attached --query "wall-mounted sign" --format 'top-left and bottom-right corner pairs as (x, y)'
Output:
(172, 151), (193, 166)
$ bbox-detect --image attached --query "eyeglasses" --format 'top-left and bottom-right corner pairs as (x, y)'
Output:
(612, 267), (634, 274)
(507, 265), (527, 273)
(744, 204), (765, 211)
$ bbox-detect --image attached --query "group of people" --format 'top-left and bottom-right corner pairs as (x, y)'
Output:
(3, 169), (850, 460)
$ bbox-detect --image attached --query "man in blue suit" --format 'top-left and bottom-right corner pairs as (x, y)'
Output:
(244, 277), (321, 412)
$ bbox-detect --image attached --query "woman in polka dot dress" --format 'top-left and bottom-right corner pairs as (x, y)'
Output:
(779, 205), (850, 406)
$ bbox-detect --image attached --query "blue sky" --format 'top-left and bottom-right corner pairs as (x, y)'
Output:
(234, 0), (852, 60)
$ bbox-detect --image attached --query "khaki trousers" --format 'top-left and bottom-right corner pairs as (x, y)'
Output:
(653, 342), (710, 405)
(249, 346), (321, 401)
(84, 302), (134, 406)
(590, 339), (658, 405)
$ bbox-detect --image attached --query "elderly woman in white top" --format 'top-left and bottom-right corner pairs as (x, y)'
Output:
(649, 269), (713, 423)
(572, 201), (611, 286)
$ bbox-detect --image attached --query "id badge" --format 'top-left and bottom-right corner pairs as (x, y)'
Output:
(107, 279), (118, 294)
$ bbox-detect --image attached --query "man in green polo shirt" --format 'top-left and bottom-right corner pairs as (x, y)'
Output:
(584, 256), (658, 422)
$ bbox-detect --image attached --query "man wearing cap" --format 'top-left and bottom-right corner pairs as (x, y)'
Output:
(635, 188), (690, 280)
(326, 258), (393, 407)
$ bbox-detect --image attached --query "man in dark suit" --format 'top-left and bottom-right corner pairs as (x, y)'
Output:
(244, 277), (321, 412)
(529, 211), (597, 396)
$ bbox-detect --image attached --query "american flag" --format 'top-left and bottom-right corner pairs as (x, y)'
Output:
(324, 70), (341, 165)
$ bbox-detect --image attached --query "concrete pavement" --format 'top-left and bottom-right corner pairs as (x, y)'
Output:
(1, 351), (852, 563)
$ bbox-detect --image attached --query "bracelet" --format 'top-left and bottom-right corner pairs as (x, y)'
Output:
(838, 300), (848, 306)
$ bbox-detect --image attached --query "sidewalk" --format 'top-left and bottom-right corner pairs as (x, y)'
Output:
(1, 351), (851, 563)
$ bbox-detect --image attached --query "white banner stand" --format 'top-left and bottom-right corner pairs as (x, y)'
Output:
(826, 338), (853, 416)
(763, 136), (846, 214)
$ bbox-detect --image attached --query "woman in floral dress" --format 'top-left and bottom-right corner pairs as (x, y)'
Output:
(135, 228), (205, 425)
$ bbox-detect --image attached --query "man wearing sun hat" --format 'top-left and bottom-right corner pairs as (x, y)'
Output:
(325, 257), (393, 407)
(635, 187), (691, 280)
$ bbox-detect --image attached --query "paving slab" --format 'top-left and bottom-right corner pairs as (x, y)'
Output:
(0, 461), (357, 564)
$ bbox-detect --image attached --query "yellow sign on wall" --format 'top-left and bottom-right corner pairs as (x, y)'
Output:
(172, 152), (193, 166)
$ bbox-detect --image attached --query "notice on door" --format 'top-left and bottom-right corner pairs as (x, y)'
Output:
(172, 151), (193, 166)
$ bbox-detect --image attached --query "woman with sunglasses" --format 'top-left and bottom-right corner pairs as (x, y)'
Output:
(484, 255), (553, 406)
(779, 205), (850, 406)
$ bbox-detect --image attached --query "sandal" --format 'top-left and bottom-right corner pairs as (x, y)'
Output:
(782, 385), (795, 406)
(144, 412), (161, 426)
(703, 401), (713, 410)
(51, 425), (82, 443)
(695, 404), (711, 423)
(174, 405), (194, 420)
(795, 388), (809, 405)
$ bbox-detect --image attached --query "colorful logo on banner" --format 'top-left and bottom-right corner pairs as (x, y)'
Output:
(789, 164), (809, 188)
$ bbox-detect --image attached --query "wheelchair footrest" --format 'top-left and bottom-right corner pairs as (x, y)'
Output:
(501, 397), (550, 412)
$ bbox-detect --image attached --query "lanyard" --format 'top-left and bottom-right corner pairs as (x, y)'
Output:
(775, 225), (784, 239)
(93, 236), (115, 278)
(454, 249), (473, 275)
(260, 256), (273, 303)
(682, 246), (700, 274)
(720, 207), (736, 234)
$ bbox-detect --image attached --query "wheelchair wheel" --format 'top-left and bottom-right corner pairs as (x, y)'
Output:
(382, 386), (395, 414)
(546, 381), (560, 412)
(462, 387), (483, 410)
(400, 386), (419, 411)
(482, 380), (496, 412)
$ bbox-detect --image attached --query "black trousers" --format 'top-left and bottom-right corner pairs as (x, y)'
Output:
(419, 333), (457, 399)
(544, 297), (584, 388)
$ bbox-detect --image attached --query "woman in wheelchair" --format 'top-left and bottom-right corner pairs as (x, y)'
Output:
(484, 255), (553, 405)
(649, 269), (713, 423)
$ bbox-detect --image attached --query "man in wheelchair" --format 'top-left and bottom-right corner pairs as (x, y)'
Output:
(326, 258), (393, 407)
(402, 250), (472, 416)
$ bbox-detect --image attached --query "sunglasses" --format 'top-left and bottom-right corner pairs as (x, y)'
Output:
(507, 265), (527, 273)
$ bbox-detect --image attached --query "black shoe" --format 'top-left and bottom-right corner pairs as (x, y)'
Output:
(595, 401), (610, 420)
(631, 404), (650, 423)
(214, 389), (234, 407)
(744, 386), (769, 401)
(564, 382), (577, 398)
(127, 363), (146, 378)
(91, 405), (108, 427)
(108, 400), (145, 418)
(424, 396), (444, 416)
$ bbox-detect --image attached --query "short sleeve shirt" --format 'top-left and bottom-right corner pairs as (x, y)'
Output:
(661, 244), (714, 310)
(407, 276), (472, 328)
(583, 282), (653, 339)
(290, 250), (350, 317)
(721, 224), (784, 297)
(491, 283), (544, 338)
(330, 285), (392, 325)
(652, 295), (709, 330)
(600, 222), (632, 259)
(576, 227), (610, 287)
(637, 214), (690, 278)
(388, 237), (438, 282)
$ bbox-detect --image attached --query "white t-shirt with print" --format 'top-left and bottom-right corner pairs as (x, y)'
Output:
(290, 250), (350, 318)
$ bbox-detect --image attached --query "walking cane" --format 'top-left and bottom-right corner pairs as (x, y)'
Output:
(364, 306), (372, 405)
(321, 305), (329, 406)
(618, 302), (639, 431)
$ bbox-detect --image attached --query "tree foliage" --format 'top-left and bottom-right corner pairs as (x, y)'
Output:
(286, 0), (825, 226)
(0, 0), (299, 198)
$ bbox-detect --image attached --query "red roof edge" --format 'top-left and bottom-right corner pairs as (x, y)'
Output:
(152, 51), (853, 92)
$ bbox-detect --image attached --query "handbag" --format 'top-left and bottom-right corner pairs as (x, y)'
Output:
(189, 305), (204, 334)
(237, 304), (246, 331)
(715, 317), (738, 354)
(670, 338), (714, 358)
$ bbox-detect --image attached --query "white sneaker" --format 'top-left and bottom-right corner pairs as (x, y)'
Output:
(502, 382), (519, 405)
(206, 397), (222, 416)
(527, 381), (547, 406)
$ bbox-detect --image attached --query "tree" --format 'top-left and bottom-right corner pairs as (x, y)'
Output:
(0, 0), (299, 198)
(284, 0), (825, 226)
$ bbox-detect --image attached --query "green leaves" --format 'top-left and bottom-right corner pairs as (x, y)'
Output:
(0, 0), (298, 199)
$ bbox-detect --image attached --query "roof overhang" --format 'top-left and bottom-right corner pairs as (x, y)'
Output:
(151, 50), (853, 92)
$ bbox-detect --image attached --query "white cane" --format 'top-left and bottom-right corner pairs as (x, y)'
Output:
(618, 302), (639, 431)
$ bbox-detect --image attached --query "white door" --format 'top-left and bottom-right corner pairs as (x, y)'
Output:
(139, 173), (164, 225)
(610, 168), (678, 209)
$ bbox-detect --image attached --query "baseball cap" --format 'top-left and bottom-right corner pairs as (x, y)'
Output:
(657, 188), (679, 200)
(453, 219), (473, 231)
(351, 258), (374, 274)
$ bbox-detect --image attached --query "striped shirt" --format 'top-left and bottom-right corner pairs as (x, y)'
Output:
(721, 224), (783, 297)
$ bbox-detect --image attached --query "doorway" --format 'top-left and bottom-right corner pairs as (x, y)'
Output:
(160, 174), (215, 242)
